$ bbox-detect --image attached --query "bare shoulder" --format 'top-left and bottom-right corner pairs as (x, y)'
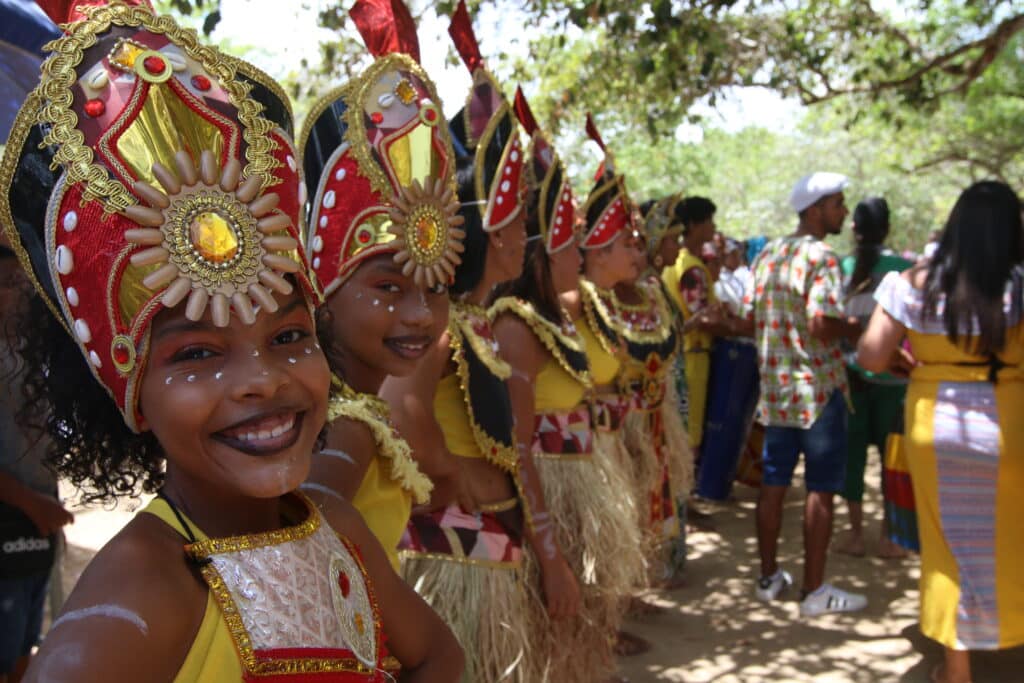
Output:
(26, 512), (207, 682)
(328, 415), (376, 453)
(902, 263), (929, 289)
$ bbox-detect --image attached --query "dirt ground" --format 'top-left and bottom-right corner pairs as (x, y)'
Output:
(50, 460), (1023, 682)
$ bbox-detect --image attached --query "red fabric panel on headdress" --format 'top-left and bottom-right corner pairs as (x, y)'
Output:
(583, 196), (627, 249)
(36, 0), (150, 25)
(448, 0), (483, 73)
(513, 86), (538, 136)
(349, 0), (421, 63)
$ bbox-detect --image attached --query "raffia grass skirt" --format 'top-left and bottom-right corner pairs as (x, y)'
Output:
(531, 440), (644, 681)
(401, 554), (545, 682)
(662, 381), (695, 496)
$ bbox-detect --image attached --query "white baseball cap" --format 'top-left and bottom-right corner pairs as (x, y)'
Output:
(790, 172), (849, 212)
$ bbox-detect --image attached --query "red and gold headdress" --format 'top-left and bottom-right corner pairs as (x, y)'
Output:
(447, 0), (525, 232)
(0, 1), (312, 431)
(300, 0), (463, 295)
(580, 113), (635, 250)
(512, 86), (577, 254)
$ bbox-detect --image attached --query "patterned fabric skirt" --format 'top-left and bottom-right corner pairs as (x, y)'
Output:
(399, 500), (542, 682)
(906, 379), (1024, 651)
(530, 406), (643, 682)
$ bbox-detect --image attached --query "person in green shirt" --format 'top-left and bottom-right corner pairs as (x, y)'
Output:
(836, 197), (913, 558)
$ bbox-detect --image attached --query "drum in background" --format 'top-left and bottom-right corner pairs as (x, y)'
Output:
(696, 339), (759, 500)
(883, 431), (920, 552)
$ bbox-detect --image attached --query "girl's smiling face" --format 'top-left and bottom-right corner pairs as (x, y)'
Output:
(325, 254), (449, 385)
(138, 289), (330, 501)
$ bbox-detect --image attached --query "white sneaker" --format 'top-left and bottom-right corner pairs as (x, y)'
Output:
(755, 570), (792, 602)
(799, 583), (868, 616)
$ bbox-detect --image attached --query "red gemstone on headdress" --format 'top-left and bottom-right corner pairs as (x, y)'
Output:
(113, 343), (131, 366)
(358, 231), (371, 244)
(191, 75), (211, 91)
(424, 108), (437, 123)
(337, 571), (351, 598)
(84, 99), (105, 118)
(143, 55), (166, 75)
(371, 111), (384, 124)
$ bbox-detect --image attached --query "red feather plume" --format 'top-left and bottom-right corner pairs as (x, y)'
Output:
(448, 0), (483, 73)
(349, 0), (420, 63)
(513, 86), (538, 136)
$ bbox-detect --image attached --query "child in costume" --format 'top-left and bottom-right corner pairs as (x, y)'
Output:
(491, 96), (642, 682)
(298, 0), (455, 573)
(380, 4), (574, 680)
(1, 2), (462, 680)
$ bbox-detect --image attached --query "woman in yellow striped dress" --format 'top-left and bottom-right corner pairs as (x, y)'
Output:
(857, 181), (1024, 683)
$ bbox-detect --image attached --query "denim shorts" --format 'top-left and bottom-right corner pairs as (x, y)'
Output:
(0, 572), (49, 672)
(762, 390), (848, 492)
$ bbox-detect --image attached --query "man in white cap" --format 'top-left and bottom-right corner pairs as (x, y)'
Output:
(737, 172), (868, 616)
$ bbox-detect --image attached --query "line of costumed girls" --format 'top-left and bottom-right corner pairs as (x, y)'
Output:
(1, 0), (696, 681)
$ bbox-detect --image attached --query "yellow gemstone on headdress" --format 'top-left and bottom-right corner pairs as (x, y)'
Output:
(190, 211), (239, 264)
(394, 78), (416, 105)
(110, 39), (146, 71)
(413, 213), (441, 254)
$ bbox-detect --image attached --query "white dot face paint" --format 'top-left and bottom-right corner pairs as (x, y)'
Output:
(252, 349), (260, 357)
(165, 376), (173, 385)
(304, 347), (313, 355)
(288, 358), (297, 364)
(214, 371), (223, 381)
(387, 305), (394, 313)
(372, 299), (379, 306)
(186, 375), (196, 383)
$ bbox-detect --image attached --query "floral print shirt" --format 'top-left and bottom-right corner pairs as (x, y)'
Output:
(743, 234), (849, 428)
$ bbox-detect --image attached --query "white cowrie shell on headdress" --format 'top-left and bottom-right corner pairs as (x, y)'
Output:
(55, 245), (74, 274)
(86, 67), (108, 91)
(74, 319), (92, 344)
(63, 211), (78, 232)
(378, 93), (396, 109)
(163, 45), (187, 71)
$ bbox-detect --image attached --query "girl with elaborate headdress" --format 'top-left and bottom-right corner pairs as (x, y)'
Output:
(491, 100), (643, 681)
(610, 196), (694, 586)
(1, 1), (461, 679)
(379, 3), (570, 680)
(298, 0), (459, 573)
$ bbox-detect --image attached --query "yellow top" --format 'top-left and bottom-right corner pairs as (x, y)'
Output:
(141, 498), (244, 683)
(662, 248), (716, 352)
(351, 459), (411, 572)
(434, 372), (483, 459)
(328, 378), (430, 572)
(578, 321), (621, 387)
(534, 355), (588, 412)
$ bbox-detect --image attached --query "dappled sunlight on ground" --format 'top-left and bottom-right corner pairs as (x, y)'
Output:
(618, 461), (1024, 682)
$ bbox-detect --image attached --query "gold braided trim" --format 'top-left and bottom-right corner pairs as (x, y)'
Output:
(0, 88), (69, 332)
(340, 53), (457, 199)
(451, 302), (511, 378)
(478, 496), (518, 513)
(608, 279), (677, 347)
(187, 492), (319, 557)
(35, 2), (279, 216)
(489, 296), (592, 387)
(579, 278), (621, 356)
(448, 306), (518, 474)
(192, 494), (384, 677)
(397, 548), (522, 570)
(327, 376), (432, 504)
(230, 55), (294, 125)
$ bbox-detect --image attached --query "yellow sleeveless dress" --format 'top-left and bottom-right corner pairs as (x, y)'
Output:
(662, 248), (717, 447)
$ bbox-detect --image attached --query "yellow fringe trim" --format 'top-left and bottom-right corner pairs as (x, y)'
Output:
(327, 376), (432, 504)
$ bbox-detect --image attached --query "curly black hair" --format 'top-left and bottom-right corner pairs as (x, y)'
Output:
(10, 283), (164, 505)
